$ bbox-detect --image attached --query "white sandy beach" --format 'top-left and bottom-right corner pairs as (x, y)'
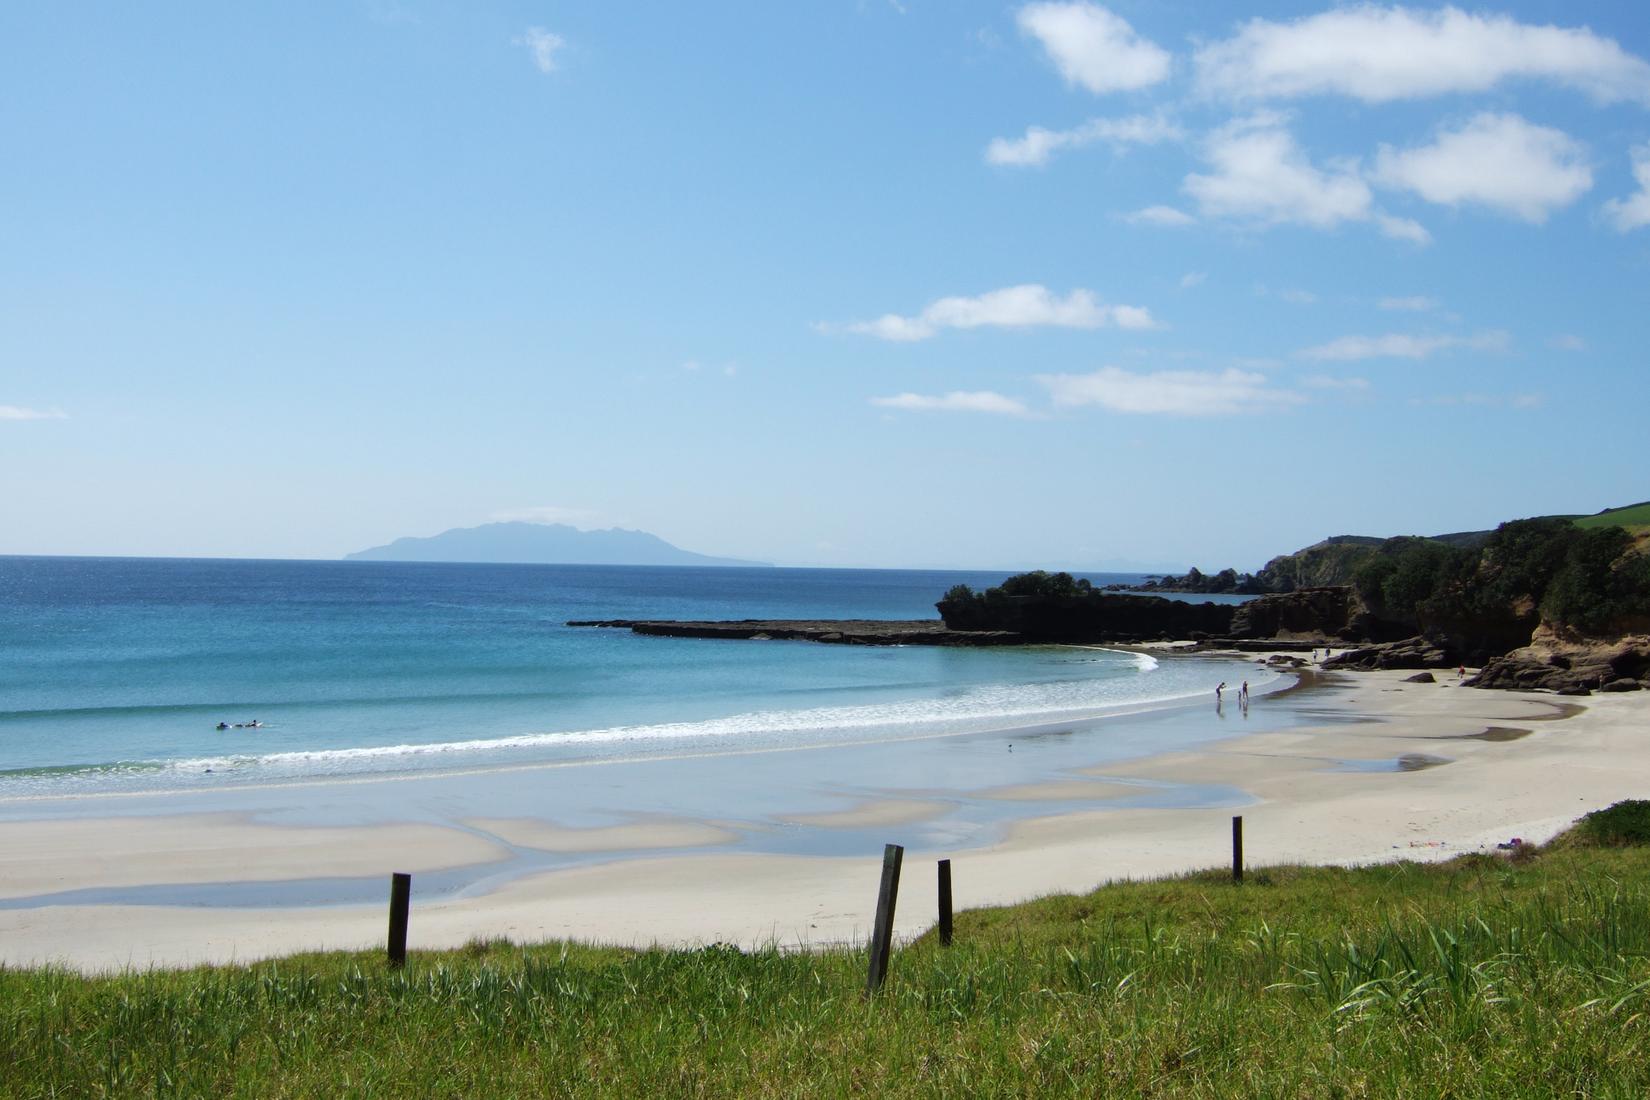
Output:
(2, 667), (1646, 972)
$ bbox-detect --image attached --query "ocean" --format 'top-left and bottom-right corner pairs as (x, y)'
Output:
(0, 557), (1266, 802)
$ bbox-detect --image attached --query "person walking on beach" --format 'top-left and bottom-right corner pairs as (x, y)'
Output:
(1240, 680), (1249, 704)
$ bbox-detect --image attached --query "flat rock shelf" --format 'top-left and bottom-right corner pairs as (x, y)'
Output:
(565, 619), (1026, 646)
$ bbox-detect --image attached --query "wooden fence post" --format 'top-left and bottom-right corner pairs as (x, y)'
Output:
(865, 843), (905, 995)
(937, 859), (953, 947)
(1231, 816), (1244, 885)
(387, 872), (411, 968)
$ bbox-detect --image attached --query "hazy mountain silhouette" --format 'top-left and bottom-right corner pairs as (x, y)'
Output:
(345, 523), (768, 567)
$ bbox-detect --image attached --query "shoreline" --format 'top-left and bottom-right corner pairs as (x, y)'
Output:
(2, 660), (1645, 972)
(0, 654), (1274, 809)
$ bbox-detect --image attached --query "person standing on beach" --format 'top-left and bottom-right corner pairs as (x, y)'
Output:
(1240, 680), (1249, 704)
(1216, 681), (1225, 701)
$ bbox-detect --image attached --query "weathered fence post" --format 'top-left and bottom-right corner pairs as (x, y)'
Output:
(865, 843), (905, 995)
(387, 872), (412, 968)
(1231, 816), (1244, 885)
(937, 858), (954, 947)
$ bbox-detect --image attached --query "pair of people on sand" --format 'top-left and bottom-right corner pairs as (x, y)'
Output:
(1215, 681), (1250, 703)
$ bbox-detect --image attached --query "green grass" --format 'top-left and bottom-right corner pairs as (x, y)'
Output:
(1572, 500), (1650, 534)
(6, 841), (1650, 1097)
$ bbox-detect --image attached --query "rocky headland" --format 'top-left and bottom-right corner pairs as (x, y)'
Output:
(574, 508), (1650, 694)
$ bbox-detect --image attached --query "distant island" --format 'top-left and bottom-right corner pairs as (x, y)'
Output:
(344, 522), (769, 568)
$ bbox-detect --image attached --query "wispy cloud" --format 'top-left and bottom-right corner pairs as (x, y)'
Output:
(1379, 295), (1437, 312)
(986, 112), (1182, 168)
(0, 405), (66, 421)
(1193, 6), (1650, 105)
(682, 359), (739, 377)
(1302, 374), (1371, 391)
(1375, 214), (1433, 245)
(1297, 330), (1510, 361)
(1036, 366), (1304, 416)
(1603, 142), (1650, 231)
(836, 284), (1158, 341)
(516, 27), (565, 74)
(1018, 2), (1171, 94)
(870, 391), (1031, 416)
(1408, 393), (1545, 409)
(1374, 113), (1592, 224)
(1549, 334), (1588, 352)
(1179, 271), (1207, 289)
(1124, 204), (1196, 227)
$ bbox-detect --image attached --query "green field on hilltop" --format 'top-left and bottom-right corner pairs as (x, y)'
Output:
(1573, 500), (1650, 534)
(5, 831), (1650, 1098)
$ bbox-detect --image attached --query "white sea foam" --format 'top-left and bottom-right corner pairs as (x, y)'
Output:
(157, 668), (1227, 781)
(2, 655), (1283, 798)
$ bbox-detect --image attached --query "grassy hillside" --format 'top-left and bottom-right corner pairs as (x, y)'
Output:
(1573, 500), (1650, 535)
(5, 828), (1650, 1097)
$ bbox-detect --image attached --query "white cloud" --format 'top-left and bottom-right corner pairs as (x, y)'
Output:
(1379, 295), (1437, 311)
(986, 113), (1182, 167)
(491, 505), (600, 526)
(1194, 6), (1650, 105)
(1109, 304), (1155, 329)
(516, 27), (565, 74)
(1179, 271), (1207, 289)
(1297, 330), (1510, 361)
(1278, 289), (1317, 305)
(1037, 366), (1303, 416)
(870, 391), (1031, 416)
(1549, 334), (1588, 352)
(1018, 2), (1171, 94)
(1603, 142), (1650, 231)
(1373, 113), (1592, 224)
(1376, 213), (1432, 244)
(840, 284), (1158, 341)
(0, 405), (65, 420)
(1183, 113), (1372, 229)
(1125, 204), (1196, 227)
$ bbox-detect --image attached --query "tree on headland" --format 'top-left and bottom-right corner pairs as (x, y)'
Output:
(1350, 519), (1650, 640)
(1540, 526), (1650, 635)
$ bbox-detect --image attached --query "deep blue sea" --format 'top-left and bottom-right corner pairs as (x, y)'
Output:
(0, 557), (1258, 799)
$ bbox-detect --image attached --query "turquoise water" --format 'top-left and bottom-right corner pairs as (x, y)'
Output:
(0, 558), (1268, 799)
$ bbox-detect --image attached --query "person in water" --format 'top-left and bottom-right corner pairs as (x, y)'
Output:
(216, 722), (229, 731)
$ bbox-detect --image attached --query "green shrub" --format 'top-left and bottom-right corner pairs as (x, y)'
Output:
(1578, 799), (1650, 845)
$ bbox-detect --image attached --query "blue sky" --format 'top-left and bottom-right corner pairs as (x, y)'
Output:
(3, 2), (1648, 570)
